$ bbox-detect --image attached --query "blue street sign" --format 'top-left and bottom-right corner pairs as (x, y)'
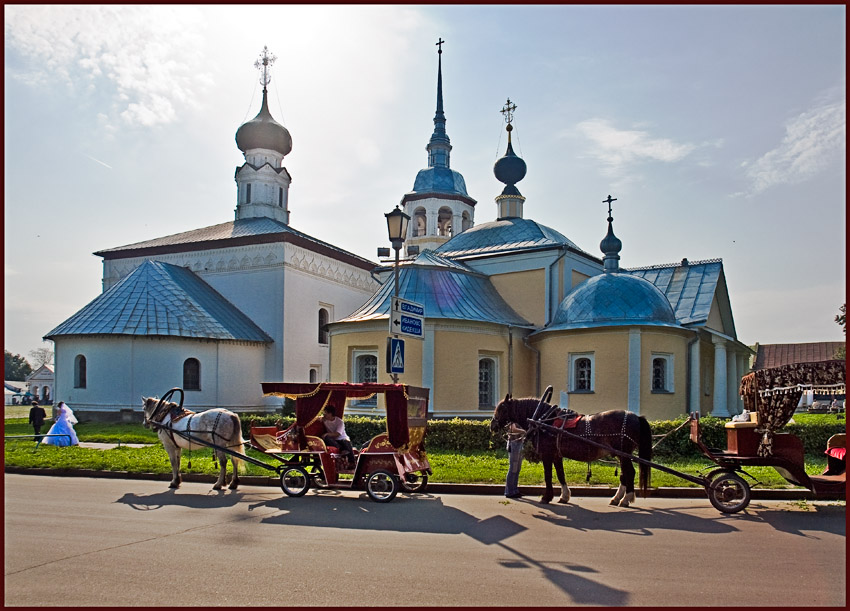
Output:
(388, 337), (405, 374)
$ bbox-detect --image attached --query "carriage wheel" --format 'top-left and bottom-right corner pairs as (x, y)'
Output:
(400, 473), (428, 493)
(366, 470), (399, 503)
(306, 465), (327, 488)
(707, 472), (751, 513)
(280, 466), (310, 497)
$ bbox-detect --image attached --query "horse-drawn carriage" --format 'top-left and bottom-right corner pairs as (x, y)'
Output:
(142, 382), (431, 503)
(492, 357), (846, 514)
(252, 382), (432, 502)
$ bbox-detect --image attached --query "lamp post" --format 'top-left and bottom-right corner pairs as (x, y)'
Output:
(384, 205), (410, 383)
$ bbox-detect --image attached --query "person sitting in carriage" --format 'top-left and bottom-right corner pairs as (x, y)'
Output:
(322, 405), (356, 468)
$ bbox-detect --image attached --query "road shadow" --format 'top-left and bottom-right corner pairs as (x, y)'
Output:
(744, 501), (846, 538)
(114, 487), (246, 510)
(521, 498), (740, 535)
(113, 487), (632, 604)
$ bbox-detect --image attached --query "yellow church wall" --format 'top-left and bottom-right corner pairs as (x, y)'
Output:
(432, 326), (528, 414)
(490, 269), (546, 326)
(699, 340), (714, 415)
(638, 330), (690, 421)
(534, 329), (630, 413)
(571, 269), (591, 290)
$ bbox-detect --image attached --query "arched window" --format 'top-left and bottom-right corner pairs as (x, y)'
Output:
(279, 187), (284, 207)
(74, 355), (87, 389)
(183, 358), (200, 391)
(354, 352), (378, 406)
(461, 211), (472, 232)
(438, 207), (453, 236)
(569, 353), (594, 392)
(413, 208), (427, 237)
(246, 183), (252, 204)
(309, 368), (318, 384)
(652, 355), (673, 392)
(318, 308), (329, 344)
(478, 358), (496, 408)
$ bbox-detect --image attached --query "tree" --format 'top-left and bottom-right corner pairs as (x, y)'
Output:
(4, 351), (32, 381)
(835, 304), (846, 360)
(28, 346), (54, 368)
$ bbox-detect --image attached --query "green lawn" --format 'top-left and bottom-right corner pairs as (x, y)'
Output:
(3, 418), (833, 489)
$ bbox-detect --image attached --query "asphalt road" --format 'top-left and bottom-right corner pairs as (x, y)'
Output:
(4, 474), (845, 607)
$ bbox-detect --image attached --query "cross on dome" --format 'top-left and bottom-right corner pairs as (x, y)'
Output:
(254, 46), (277, 89)
(603, 194), (617, 219)
(501, 98), (517, 125)
(436, 37), (445, 53)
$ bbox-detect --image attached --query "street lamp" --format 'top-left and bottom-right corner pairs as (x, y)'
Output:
(384, 205), (410, 299)
(384, 205), (410, 383)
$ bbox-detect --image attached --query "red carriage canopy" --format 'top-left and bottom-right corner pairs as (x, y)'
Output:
(261, 382), (429, 450)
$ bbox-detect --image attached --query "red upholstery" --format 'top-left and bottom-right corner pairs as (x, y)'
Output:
(827, 447), (846, 460)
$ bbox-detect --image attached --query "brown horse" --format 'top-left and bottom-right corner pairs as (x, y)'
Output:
(491, 394), (652, 506)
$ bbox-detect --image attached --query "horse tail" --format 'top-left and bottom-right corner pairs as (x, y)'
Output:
(638, 416), (652, 497)
(229, 413), (247, 474)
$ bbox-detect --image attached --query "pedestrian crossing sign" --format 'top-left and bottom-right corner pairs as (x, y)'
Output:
(387, 337), (405, 374)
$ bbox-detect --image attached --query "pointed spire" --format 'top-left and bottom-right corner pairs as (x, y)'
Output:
(600, 195), (622, 272)
(427, 38), (452, 168)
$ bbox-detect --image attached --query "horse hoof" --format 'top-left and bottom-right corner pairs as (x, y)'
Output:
(618, 499), (631, 507)
(228, 483), (239, 490)
(169, 482), (180, 489)
(540, 497), (552, 505)
(557, 498), (570, 504)
(213, 484), (223, 490)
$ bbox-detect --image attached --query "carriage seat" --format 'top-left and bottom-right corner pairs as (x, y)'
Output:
(823, 433), (846, 476)
(725, 411), (759, 428)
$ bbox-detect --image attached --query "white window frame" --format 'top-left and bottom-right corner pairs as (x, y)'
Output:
(651, 353), (674, 393)
(478, 354), (500, 409)
(568, 352), (595, 393)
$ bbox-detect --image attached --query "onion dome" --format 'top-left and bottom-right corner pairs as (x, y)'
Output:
(235, 89), (292, 156)
(546, 272), (678, 331)
(493, 126), (527, 190)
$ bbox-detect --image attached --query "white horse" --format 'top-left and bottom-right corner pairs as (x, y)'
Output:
(142, 395), (245, 490)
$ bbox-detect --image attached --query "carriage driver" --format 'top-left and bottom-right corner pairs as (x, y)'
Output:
(322, 406), (356, 468)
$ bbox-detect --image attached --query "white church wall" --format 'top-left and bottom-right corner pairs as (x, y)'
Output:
(53, 336), (268, 417)
(282, 246), (377, 383)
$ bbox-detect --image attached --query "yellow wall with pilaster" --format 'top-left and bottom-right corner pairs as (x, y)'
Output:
(638, 329), (690, 421)
(490, 269), (546, 326)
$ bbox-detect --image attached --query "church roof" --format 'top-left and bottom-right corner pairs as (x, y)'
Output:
(44, 260), (272, 343)
(93, 217), (375, 270)
(435, 217), (596, 261)
(336, 250), (532, 326)
(627, 258), (723, 327)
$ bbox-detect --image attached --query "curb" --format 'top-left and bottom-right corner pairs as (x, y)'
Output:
(4, 467), (832, 500)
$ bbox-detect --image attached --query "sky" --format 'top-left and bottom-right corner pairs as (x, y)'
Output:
(4, 4), (846, 363)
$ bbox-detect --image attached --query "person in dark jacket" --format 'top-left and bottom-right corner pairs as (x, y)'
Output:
(28, 401), (47, 442)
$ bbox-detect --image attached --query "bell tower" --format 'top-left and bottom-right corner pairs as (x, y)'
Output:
(234, 46), (293, 224)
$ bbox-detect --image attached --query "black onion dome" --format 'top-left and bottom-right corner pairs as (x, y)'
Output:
(494, 139), (527, 187)
(235, 90), (292, 156)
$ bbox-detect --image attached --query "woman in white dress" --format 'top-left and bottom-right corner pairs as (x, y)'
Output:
(42, 401), (79, 446)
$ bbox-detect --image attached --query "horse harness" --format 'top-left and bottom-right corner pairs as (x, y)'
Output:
(149, 403), (228, 448)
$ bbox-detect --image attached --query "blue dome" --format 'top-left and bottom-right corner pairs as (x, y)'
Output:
(411, 166), (470, 197)
(545, 272), (678, 331)
(235, 91), (292, 156)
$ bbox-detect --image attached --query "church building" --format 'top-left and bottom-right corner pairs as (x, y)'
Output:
(328, 48), (752, 421)
(45, 48), (378, 418)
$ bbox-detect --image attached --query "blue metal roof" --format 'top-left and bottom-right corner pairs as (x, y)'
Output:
(543, 272), (680, 332)
(627, 259), (722, 326)
(410, 166), (470, 197)
(45, 260), (272, 343)
(436, 217), (595, 260)
(338, 251), (531, 326)
(93, 217), (375, 269)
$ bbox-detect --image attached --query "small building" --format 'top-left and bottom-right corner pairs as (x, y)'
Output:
(25, 365), (54, 405)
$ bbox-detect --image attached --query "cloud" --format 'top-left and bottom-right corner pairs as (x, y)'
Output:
(574, 118), (697, 174)
(5, 5), (209, 128)
(742, 95), (846, 195)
